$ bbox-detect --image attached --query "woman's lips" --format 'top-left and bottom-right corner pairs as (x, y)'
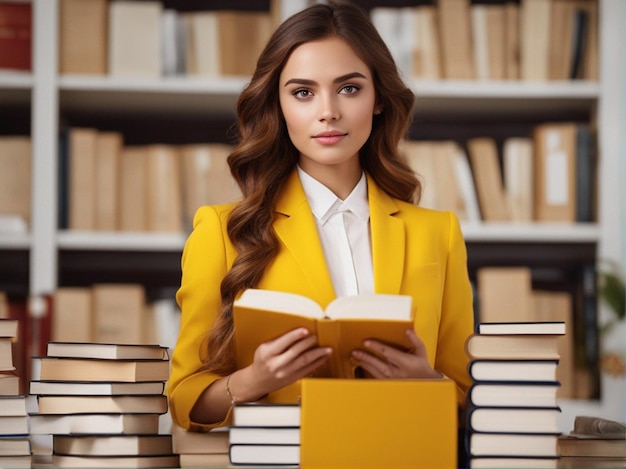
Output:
(313, 132), (347, 145)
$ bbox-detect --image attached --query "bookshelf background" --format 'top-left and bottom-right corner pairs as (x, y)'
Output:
(0, 0), (624, 434)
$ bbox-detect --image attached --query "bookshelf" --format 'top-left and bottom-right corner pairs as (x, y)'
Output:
(55, 76), (601, 118)
(59, 75), (249, 115)
(0, 0), (624, 432)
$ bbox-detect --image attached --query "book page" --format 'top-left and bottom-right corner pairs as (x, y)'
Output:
(325, 294), (412, 320)
(235, 289), (324, 318)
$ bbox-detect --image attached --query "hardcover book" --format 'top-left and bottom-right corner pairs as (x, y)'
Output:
(0, 338), (14, 371)
(0, 373), (19, 396)
(0, 437), (30, 456)
(59, 0), (107, 75)
(557, 456), (626, 468)
(229, 444), (299, 466)
(52, 434), (173, 457)
(467, 406), (561, 434)
(0, 415), (28, 436)
(465, 334), (561, 360)
(468, 382), (560, 408)
(0, 2), (31, 70)
(558, 436), (626, 458)
(0, 395), (27, 416)
(36, 395), (168, 415)
(533, 123), (578, 222)
(468, 433), (559, 458)
(29, 380), (165, 397)
(51, 288), (92, 343)
(477, 321), (565, 335)
(0, 319), (18, 338)
(0, 137), (31, 226)
(46, 342), (169, 361)
(28, 413), (159, 435)
(476, 267), (534, 323)
(0, 456), (30, 469)
(34, 357), (169, 383)
(232, 403), (300, 428)
(470, 457), (557, 468)
(229, 426), (300, 445)
(233, 289), (413, 379)
(51, 454), (179, 468)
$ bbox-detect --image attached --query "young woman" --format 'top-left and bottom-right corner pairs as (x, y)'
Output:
(168, 0), (474, 431)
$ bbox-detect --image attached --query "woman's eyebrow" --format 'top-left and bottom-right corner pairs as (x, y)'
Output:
(283, 72), (367, 87)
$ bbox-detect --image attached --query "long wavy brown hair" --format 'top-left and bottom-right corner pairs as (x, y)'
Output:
(203, 0), (421, 375)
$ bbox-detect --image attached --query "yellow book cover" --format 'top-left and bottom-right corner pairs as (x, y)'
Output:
(300, 378), (457, 469)
(233, 289), (414, 379)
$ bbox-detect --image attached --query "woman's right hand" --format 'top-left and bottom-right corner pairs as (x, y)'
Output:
(191, 328), (331, 424)
(245, 327), (332, 399)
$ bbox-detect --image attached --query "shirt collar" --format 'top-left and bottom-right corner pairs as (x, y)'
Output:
(297, 166), (369, 225)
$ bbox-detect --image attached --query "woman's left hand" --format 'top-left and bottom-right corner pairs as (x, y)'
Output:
(351, 329), (442, 379)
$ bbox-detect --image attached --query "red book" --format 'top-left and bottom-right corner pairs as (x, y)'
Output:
(6, 294), (52, 393)
(5, 296), (27, 393)
(0, 2), (32, 71)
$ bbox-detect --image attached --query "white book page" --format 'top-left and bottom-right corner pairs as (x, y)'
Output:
(235, 289), (324, 318)
(325, 294), (412, 321)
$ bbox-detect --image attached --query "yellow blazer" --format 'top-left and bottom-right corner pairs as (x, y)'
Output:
(168, 170), (474, 431)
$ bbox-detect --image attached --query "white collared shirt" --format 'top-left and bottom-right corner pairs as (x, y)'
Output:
(297, 166), (374, 297)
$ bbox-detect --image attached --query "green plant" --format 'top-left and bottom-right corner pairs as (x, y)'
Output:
(598, 261), (625, 377)
(598, 261), (625, 335)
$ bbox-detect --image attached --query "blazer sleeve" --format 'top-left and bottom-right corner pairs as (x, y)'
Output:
(434, 211), (474, 405)
(167, 205), (234, 431)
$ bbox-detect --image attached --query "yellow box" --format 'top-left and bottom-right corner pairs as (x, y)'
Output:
(300, 378), (457, 469)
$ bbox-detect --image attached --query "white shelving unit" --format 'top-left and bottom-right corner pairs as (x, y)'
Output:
(460, 223), (601, 243)
(557, 0), (626, 431)
(0, 0), (623, 431)
(49, 223), (605, 252)
(53, 76), (602, 117)
(58, 75), (249, 115)
(0, 232), (31, 250)
(0, 70), (33, 88)
(57, 231), (188, 252)
(28, 0), (57, 296)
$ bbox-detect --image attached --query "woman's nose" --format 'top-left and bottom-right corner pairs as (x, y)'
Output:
(318, 95), (340, 121)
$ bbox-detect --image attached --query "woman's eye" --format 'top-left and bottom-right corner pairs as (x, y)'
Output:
(340, 85), (360, 94)
(294, 89), (312, 98)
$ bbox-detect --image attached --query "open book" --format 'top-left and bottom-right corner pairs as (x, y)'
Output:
(233, 289), (414, 379)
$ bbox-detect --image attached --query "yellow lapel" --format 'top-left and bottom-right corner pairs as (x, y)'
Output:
(273, 171), (406, 303)
(274, 171), (336, 307)
(367, 174), (405, 295)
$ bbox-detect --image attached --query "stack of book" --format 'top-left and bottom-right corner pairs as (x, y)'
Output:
(28, 341), (178, 468)
(0, 318), (31, 468)
(229, 403), (300, 467)
(171, 423), (229, 467)
(557, 415), (626, 468)
(465, 321), (566, 469)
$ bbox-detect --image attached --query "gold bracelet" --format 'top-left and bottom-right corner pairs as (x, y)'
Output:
(226, 374), (239, 405)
